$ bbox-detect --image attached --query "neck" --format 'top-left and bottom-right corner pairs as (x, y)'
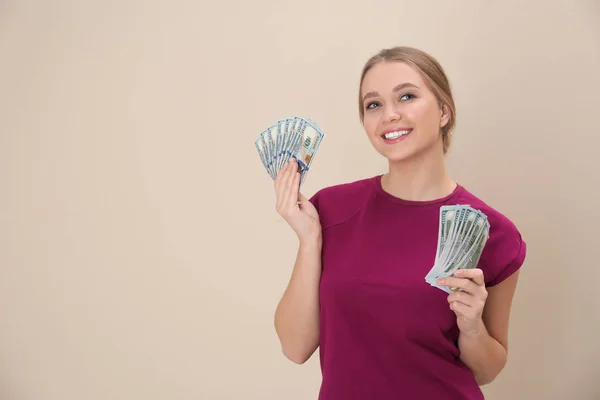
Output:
(381, 146), (456, 202)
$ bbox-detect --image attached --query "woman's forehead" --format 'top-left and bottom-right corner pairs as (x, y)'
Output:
(361, 62), (425, 92)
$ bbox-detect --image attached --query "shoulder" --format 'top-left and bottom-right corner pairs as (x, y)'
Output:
(454, 186), (527, 287)
(309, 176), (377, 230)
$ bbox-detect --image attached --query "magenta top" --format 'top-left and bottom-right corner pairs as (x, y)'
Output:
(308, 175), (527, 399)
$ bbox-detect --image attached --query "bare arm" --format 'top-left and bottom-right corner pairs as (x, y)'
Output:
(273, 159), (323, 364)
(274, 235), (322, 364)
(457, 270), (521, 385)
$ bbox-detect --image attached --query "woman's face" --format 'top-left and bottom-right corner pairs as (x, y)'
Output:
(360, 61), (449, 163)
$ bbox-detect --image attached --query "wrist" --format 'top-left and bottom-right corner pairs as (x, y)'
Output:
(460, 319), (488, 340)
(299, 232), (322, 250)
(298, 229), (323, 248)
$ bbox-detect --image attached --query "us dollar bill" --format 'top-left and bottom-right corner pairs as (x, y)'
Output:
(426, 205), (491, 292)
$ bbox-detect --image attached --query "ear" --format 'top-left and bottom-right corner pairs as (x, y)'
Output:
(439, 103), (451, 129)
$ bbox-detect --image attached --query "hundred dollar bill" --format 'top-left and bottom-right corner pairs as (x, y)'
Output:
(269, 125), (280, 179)
(436, 207), (454, 259)
(296, 119), (325, 186)
(440, 207), (473, 269)
(426, 206), (456, 283)
(255, 137), (269, 176)
(277, 118), (292, 173)
(282, 118), (304, 169)
(454, 218), (489, 271)
(260, 128), (274, 179)
(426, 205), (491, 293)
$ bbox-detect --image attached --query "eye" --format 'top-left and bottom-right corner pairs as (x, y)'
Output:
(365, 101), (380, 110)
(399, 93), (415, 101)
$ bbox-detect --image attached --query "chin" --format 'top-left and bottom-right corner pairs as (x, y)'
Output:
(375, 138), (441, 164)
(377, 145), (420, 163)
(385, 152), (418, 164)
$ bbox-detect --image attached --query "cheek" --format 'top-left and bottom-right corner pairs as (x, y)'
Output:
(404, 103), (426, 121)
(362, 115), (379, 137)
(409, 103), (439, 132)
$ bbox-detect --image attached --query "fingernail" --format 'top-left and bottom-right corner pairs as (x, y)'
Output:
(437, 279), (445, 285)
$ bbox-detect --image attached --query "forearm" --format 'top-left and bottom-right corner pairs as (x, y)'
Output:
(458, 322), (507, 385)
(274, 235), (322, 364)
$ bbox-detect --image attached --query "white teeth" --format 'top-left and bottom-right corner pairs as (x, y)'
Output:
(384, 130), (411, 139)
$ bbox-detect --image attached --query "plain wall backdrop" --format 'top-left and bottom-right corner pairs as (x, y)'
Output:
(1, 0), (599, 399)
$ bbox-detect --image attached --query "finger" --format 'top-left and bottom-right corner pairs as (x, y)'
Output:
(298, 192), (308, 203)
(275, 159), (288, 184)
(275, 161), (289, 192)
(454, 268), (485, 286)
(284, 171), (301, 210)
(275, 163), (287, 201)
(282, 159), (297, 189)
(447, 291), (475, 307)
(275, 163), (290, 210)
(437, 277), (478, 294)
(287, 158), (298, 180)
(281, 160), (298, 207)
(449, 300), (471, 315)
(297, 191), (310, 210)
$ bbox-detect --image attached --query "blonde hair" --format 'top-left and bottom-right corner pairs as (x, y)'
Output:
(358, 46), (456, 154)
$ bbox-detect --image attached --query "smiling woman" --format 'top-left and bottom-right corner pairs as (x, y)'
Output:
(272, 46), (526, 400)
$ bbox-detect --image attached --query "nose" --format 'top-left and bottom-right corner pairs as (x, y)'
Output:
(382, 103), (401, 123)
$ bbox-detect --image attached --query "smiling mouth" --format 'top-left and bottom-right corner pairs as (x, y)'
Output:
(382, 129), (412, 140)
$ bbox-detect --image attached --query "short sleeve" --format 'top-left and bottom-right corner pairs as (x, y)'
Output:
(480, 218), (527, 287)
(305, 178), (375, 231)
(308, 189), (327, 229)
(308, 190), (321, 213)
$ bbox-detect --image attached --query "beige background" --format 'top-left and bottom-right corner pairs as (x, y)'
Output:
(1, 0), (599, 399)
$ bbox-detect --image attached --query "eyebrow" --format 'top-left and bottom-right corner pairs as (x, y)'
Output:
(362, 82), (420, 102)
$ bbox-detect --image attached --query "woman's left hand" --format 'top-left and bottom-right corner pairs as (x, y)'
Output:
(437, 268), (488, 336)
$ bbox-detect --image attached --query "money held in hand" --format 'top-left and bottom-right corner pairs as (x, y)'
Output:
(254, 116), (325, 186)
(425, 205), (491, 294)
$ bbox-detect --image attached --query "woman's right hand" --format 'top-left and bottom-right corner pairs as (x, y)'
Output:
(275, 158), (321, 242)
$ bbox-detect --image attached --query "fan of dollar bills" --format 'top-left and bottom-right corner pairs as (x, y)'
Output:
(425, 205), (491, 293)
(255, 116), (325, 186)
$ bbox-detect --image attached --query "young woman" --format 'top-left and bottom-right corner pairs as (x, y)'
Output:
(273, 46), (527, 400)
